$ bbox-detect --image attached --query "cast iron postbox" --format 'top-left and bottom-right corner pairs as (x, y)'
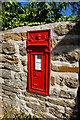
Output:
(27, 29), (51, 95)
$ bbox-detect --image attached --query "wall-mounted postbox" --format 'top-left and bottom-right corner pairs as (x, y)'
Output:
(27, 29), (51, 95)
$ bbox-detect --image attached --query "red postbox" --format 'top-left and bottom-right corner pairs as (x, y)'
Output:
(27, 29), (51, 95)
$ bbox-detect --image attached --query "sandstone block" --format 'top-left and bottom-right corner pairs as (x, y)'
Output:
(2, 63), (20, 72)
(54, 24), (69, 35)
(54, 22), (80, 35)
(19, 43), (26, 56)
(49, 108), (64, 119)
(66, 107), (73, 116)
(65, 78), (79, 88)
(21, 59), (27, 66)
(3, 91), (16, 98)
(58, 66), (79, 73)
(53, 88), (60, 96)
(32, 110), (55, 119)
(48, 97), (76, 108)
(21, 32), (27, 41)
(18, 81), (27, 90)
(52, 47), (79, 63)
(4, 78), (21, 89)
(51, 76), (55, 86)
(0, 69), (11, 79)
(0, 78), (4, 84)
(4, 33), (27, 41)
(2, 43), (15, 54)
(14, 72), (27, 81)
(2, 84), (20, 94)
(51, 71), (78, 88)
(60, 89), (76, 99)
(23, 92), (46, 101)
(24, 97), (37, 103)
(51, 61), (79, 73)
(26, 102), (47, 112)
(1, 55), (19, 65)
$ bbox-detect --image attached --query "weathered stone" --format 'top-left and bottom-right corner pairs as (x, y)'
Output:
(2, 43), (15, 54)
(54, 22), (80, 35)
(66, 107), (73, 116)
(48, 97), (76, 108)
(2, 84), (20, 94)
(54, 24), (69, 35)
(21, 32), (27, 41)
(24, 97), (37, 103)
(19, 43), (26, 56)
(1, 63), (20, 72)
(51, 61), (79, 73)
(18, 81), (27, 90)
(53, 88), (60, 96)
(63, 51), (79, 63)
(52, 39), (57, 48)
(3, 91), (16, 98)
(65, 78), (79, 88)
(60, 89), (76, 99)
(56, 76), (65, 86)
(0, 69), (11, 79)
(14, 72), (27, 81)
(49, 108), (64, 119)
(52, 48), (79, 63)
(21, 59), (27, 66)
(58, 66), (79, 73)
(23, 67), (27, 72)
(4, 78), (21, 89)
(51, 71), (78, 88)
(1, 55), (19, 65)
(0, 44), (2, 53)
(39, 101), (47, 106)
(4, 32), (27, 41)
(32, 110), (55, 119)
(23, 92), (46, 101)
(2, 97), (16, 107)
(26, 102), (47, 112)
(0, 78), (4, 84)
(51, 76), (55, 86)
(5, 33), (21, 41)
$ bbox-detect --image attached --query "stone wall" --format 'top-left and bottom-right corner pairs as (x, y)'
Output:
(0, 21), (80, 119)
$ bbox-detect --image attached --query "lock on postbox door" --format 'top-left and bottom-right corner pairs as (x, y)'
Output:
(27, 29), (51, 95)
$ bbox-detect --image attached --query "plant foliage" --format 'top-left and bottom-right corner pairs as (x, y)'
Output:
(2, 2), (80, 30)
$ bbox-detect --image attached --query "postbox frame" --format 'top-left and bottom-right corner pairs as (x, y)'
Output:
(27, 29), (51, 96)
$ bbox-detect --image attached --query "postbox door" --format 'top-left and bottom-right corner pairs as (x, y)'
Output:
(31, 53), (46, 91)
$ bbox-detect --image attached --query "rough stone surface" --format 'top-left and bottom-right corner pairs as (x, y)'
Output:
(4, 32), (27, 41)
(65, 78), (79, 88)
(19, 43), (26, 56)
(0, 69), (11, 79)
(59, 89), (76, 99)
(21, 59), (27, 66)
(51, 76), (55, 86)
(1, 55), (19, 65)
(49, 108), (65, 119)
(2, 43), (15, 54)
(26, 102), (47, 112)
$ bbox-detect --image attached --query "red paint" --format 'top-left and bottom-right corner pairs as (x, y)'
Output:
(27, 29), (51, 95)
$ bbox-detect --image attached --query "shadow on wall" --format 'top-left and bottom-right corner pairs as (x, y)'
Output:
(52, 21), (80, 63)
(51, 21), (80, 120)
